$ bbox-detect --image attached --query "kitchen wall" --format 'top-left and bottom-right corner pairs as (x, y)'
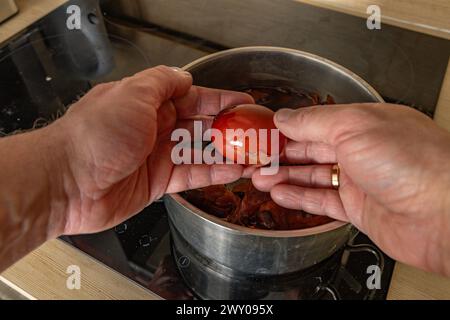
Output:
(101, 0), (450, 115)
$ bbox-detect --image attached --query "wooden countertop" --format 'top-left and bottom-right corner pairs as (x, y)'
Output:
(435, 58), (450, 130)
(0, 0), (68, 46)
(1, 240), (160, 300)
(0, 0), (449, 300)
(1, 0), (449, 46)
(296, 0), (450, 40)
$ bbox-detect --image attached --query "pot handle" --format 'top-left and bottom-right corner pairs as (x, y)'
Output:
(314, 284), (341, 300)
(316, 243), (385, 300)
(343, 243), (385, 300)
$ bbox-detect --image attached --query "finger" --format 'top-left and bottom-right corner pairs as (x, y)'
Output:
(270, 184), (347, 221)
(284, 140), (337, 164)
(166, 164), (243, 193)
(274, 104), (373, 144)
(157, 101), (177, 135)
(176, 119), (213, 138)
(130, 65), (193, 105)
(174, 86), (254, 118)
(252, 165), (334, 192)
(242, 165), (258, 178)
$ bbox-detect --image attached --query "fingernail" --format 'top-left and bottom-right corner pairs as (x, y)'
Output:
(170, 66), (192, 77)
(275, 108), (294, 123)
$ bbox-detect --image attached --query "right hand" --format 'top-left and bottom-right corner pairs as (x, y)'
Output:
(252, 103), (450, 276)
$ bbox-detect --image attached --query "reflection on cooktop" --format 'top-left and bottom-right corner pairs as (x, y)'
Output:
(64, 200), (395, 300)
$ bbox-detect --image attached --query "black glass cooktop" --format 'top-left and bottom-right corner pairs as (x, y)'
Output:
(64, 200), (395, 300)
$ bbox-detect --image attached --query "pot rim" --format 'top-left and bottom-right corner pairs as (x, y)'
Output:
(169, 46), (384, 238)
(182, 46), (384, 103)
(167, 193), (349, 238)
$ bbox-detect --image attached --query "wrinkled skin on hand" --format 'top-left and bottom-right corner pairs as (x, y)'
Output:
(252, 103), (450, 276)
(55, 66), (254, 235)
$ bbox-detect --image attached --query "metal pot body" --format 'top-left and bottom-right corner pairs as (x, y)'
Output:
(166, 194), (355, 275)
(165, 47), (383, 275)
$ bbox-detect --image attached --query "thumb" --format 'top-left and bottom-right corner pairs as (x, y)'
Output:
(274, 104), (370, 144)
(133, 65), (193, 106)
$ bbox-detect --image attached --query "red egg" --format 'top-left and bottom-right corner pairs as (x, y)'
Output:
(211, 104), (287, 165)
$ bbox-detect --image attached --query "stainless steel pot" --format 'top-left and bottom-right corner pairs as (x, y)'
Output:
(164, 46), (384, 275)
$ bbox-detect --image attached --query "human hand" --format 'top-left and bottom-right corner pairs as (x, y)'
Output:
(54, 66), (253, 235)
(252, 103), (450, 276)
